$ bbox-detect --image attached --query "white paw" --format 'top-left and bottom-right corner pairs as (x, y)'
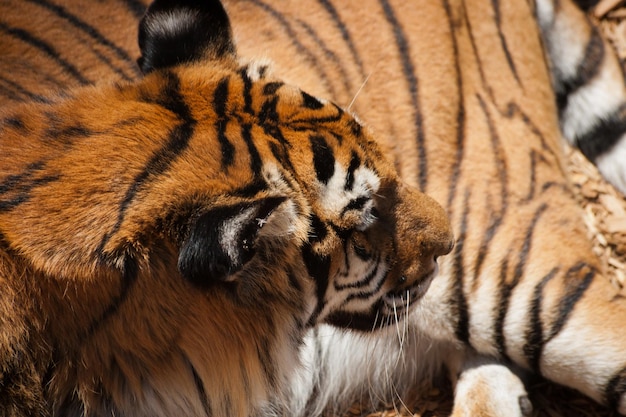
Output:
(451, 363), (532, 417)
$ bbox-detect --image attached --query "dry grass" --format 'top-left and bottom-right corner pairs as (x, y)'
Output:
(357, 3), (626, 417)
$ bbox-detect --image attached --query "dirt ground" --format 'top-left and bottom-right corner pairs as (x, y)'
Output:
(361, 2), (626, 416)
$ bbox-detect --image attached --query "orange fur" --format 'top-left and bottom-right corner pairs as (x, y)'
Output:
(2, 0), (626, 416)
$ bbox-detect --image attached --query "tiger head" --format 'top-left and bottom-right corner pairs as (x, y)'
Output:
(0, 0), (453, 334)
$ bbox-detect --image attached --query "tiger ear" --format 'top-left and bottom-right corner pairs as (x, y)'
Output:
(137, 0), (235, 74)
(177, 196), (288, 286)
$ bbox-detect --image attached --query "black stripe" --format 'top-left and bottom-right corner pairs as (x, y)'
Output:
(494, 204), (548, 357)
(513, 204), (548, 285)
(345, 151), (360, 191)
(213, 77), (236, 168)
(444, 0), (466, 211)
(576, 103), (626, 161)
(118, 0), (148, 20)
(241, 123), (262, 176)
(323, 301), (383, 331)
(25, 0), (141, 79)
(303, 243), (331, 326)
(7, 60), (68, 92)
(453, 189), (471, 344)
(310, 134), (335, 184)
(77, 37), (136, 81)
(335, 255), (381, 291)
(0, 174), (59, 212)
(213, 77), (230, 116)
(316, 0), (366, 77)
(462, 0), (494, 100)
(45, 121), (92, 142)
(244, 0), (338, 98)
(0, 161), (45, 195)
(478, 94), (508, 206)
(496, 102), (564, 178)
(232, 178), (268, 198)
(342, 265), (386, 301)
(493, 256), (511, 359)
(301, 91), (324, 110)
(257, 65), (268, 79)
(352, 241), (372, 262)
(472, 212), (502, 291)
(491, 0), (521, 85)
(0, 75), (51, 103)
(471, 94), (507, 286)
(291, 110), (345, 126)
(0, 22), (90, 85)
(259, 95), (280, 125)
(296, 18), (354, 95)
(341, 196), (370, 216)
(0, 162), (60, 212)
(546, 262), (595, 341)
(97, 72), (195, 257)
(239, 67), (254, 115)
(258, 336), (278, 389)
(308, 214), (328, 244)
(2, 116), (26, 131)
(260, 95), (292, 149)
(606, 367), (626, 413)
(347, 118), (361, 138)
(190, 362), (211, 417)
(290, 104), (344, 129)
(263, 81), (283, 95)
(523, 267), (559, 372)
(522, 150), (541, 202)
(572, 0), (599, 9)
(378, 0), (426, 190)
(556, 25), (604, 114)
(85, 257), (139, 338)
(269, 141), (295, 177)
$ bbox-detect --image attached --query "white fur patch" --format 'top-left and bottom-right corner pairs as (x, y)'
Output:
(287, 322), (447, 416)
(218, 206), (257, 262)
(261, 163), (310, 242)
(320, 162), (380, 228)
(257, 199), (298, 238)
(535, 0), (556, 30)
(245, 59), (273, 81)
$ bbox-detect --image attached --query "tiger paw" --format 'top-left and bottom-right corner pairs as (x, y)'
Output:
(450, 363), (532, 417)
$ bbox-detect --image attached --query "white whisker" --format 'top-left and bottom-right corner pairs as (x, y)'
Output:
(347, 72), (372, 112)
(393, 299), (402, 347)
(371, 311), (380, 332)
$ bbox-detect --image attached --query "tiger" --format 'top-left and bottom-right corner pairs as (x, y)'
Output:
(1, 0), (626, 416)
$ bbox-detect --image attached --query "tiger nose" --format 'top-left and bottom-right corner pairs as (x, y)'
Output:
(397, 185), (454, 261)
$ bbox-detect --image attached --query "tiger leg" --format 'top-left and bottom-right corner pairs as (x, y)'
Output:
(537, 0), (626, 193)
(435, 264), (626, 415)
(453, 249), (626, 414)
